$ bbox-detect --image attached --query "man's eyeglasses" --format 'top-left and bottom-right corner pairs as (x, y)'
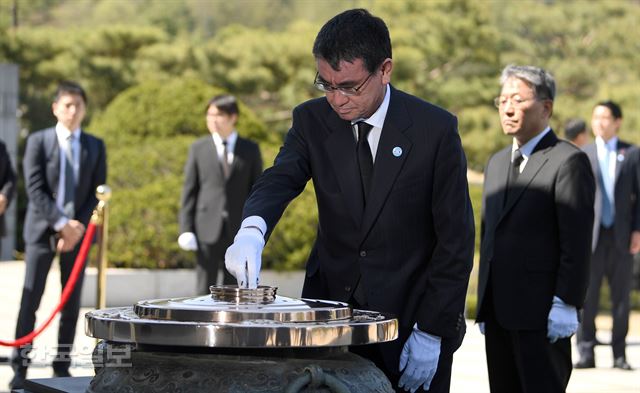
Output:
(493, 96), (540, 109)
(314, 72), (374, 97)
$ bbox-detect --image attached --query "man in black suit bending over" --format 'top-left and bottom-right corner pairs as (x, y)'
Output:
(10, 81), (107, 389)
(225, 9), (475, 393)
(476, 65), (595, 392)
(179, 95), (262, 294)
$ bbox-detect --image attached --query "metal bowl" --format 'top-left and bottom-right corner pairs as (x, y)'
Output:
(85, 285), (398, 348)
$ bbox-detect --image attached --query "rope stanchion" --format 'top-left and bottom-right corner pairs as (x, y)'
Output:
(0, 222), (97, 347)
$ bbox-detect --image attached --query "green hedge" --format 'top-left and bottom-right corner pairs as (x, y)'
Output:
(88, 78), (272, 268)
(88, 77), (318, 269)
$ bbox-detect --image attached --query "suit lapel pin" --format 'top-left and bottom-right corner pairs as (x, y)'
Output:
(617, 154), (624, 162)
(392, 147), (402, 157)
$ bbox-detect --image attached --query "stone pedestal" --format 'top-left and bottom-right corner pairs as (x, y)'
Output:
(88, 341), (394, 393)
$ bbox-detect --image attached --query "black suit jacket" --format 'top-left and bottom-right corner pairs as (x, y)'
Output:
(179, 135), (262, 245)
(22, 127), (107, 244)
(583, 141), (640, 252)
(0, 140), (16, 236)
(243, 87), (475, 369)
(477, 131), (595, 330)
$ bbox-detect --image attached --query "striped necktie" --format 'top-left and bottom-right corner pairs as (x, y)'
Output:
(63, 134), (75, 217)
(221, 140), (231, 180)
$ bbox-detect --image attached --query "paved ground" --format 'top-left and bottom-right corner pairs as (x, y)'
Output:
(0, 260), (638, 392)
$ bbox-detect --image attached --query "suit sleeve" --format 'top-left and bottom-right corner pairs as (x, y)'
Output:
(242, 106), (311, 238)
(554, 151), (595, 307)
(179, 144), (199, 234)
(416, 116), (475, 338)
(23, 133), (64, 227)
(0, 142), (16, 204)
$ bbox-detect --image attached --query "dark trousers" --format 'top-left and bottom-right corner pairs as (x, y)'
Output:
(483, 298), (572, 393)
(348, 295), (461, 393)
(12, 238), (86, 373)
(350, 337), (459, 393)
(195, 225), (235, 294)
(577, 226), (633, 360)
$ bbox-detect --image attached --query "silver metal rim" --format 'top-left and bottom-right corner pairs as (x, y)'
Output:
(134, 296), (353, 323)
(85, 307), (398, 348)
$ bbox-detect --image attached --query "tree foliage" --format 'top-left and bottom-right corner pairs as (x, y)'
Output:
(1, 0), (639, 271)
(88, 78), (272, 268)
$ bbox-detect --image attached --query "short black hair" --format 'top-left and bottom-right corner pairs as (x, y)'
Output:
(564, 118), (587, 141)
(54, 81), (87, 104)
(312, 8), (391, 73)
(595, 100), (622, 119)
(206, 94), (239, 116)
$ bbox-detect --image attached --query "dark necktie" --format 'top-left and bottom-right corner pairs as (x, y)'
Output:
(511, 148), (524, 179)
(356, 121), (374, 203)
(221, 140), (230, 180)
(504, 148), (523, 207)
(63, 134), (75, 217)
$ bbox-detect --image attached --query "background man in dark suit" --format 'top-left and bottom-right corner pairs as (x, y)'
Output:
(0, 139), (16, 256)
(575, 101), (640, 371)
(476, 65), (594, 392)
(178, 95), (262, 294)
(563, 118), (589, 148)
(225, 9), (474, 393)
(10, 81), (107, 389)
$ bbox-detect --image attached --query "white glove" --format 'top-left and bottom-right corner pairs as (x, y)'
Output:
(178, 232), (198, 251)
(398, 325), (441, 392)
(225, 227), (265, 288)
(547, 296), (578, 343)
(478, 322), (485, 335)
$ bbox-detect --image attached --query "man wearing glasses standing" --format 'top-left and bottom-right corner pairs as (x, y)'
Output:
(225, 9), (475, 392)
(476, 65), (594, 392)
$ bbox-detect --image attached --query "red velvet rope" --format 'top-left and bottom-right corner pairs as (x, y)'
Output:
(0, 222), (96, 347)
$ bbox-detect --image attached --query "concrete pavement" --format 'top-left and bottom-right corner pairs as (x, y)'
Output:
(0, 260), (638, 392)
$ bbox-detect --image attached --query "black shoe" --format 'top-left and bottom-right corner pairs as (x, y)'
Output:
(613, 357), (633, 371)
(53, 368), (72, 378)
(574, 358), (595, 369)
(9, 369), (26, 390)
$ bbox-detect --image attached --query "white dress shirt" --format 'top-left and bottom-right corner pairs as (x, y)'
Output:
(351, 84), (391, 163)
(511, 126), (552, 173)
(595, 135), (618, 204)
(212, 131), (238, 167)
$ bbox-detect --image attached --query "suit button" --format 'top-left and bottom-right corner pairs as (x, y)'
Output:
(53, 192), (57, 198)
(344, 285), (351, 292)
(359, 251), (366, 257)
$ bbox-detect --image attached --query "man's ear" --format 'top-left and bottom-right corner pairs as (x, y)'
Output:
(543, 99), (554, 118)
(614, 117), (622, 133)
(381, 58), (393, 85)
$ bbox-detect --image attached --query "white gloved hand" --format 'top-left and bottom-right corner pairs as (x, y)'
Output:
(478, 322), (485, 335)
(178, 232), (198, 251)
(547, 296), (579, 343)
(398, 325), (441, 392)
(225, 227), (265, 288)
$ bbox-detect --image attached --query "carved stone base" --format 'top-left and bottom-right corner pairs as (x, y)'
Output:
(89, 341), (393, 393)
